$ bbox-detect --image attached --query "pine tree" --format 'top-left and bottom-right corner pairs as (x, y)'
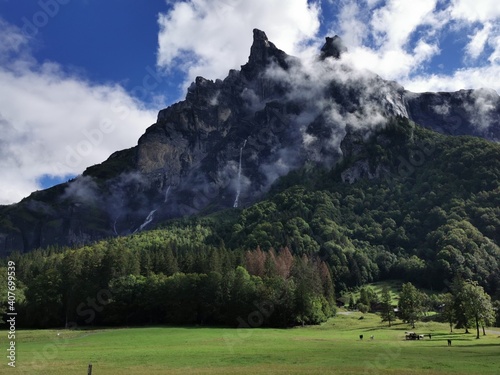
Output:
(164, 247), (179, 275)
(348, 294), (356, 310)
(380, 286), (395, 326)
(276, 247), (294, 279)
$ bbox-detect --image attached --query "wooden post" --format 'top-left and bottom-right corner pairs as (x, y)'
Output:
(88, 363), (92, 375)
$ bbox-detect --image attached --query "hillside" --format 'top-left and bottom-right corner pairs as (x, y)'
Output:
(1, 29), (500, 255)
(3, 116), (499, 329)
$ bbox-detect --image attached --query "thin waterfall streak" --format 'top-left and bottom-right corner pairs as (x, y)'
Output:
(233, 140), (247, 208)
(164, 185), (171, 203)
(113, 218), (119, 236)
(134, 209), (157, 233)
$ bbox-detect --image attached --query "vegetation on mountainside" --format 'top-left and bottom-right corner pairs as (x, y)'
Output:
(1, 118), (500, 328)
(225, 119), (500, 293)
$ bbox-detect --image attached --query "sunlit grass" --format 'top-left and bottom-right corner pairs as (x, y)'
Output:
(4, 313), (500, 375)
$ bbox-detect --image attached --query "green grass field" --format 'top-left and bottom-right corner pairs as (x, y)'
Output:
(3, 313), (500, 374)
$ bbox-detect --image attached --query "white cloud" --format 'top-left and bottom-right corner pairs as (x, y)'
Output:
(370, 0), (438, 50)
(156, 0), (500, 95)
(401, 64), (500, 93)
(0, 18), (28, 59)
(465, 23), (491, 60)
(450, 0), (500, 22)
(328, 0), (443, 83)
(4, 0), (500, 205)
(326, 0), (500, 93)
(488, 32), (500, 64)
(337, 2), (368, 48)
(0, 21), (156, 205)
(157, 0), (320, 88)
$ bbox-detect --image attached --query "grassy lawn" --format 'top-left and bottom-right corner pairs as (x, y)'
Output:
(346, 280), (403, 306)
(3, 313), (500, 374)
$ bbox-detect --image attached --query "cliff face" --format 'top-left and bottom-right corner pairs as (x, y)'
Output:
(404, 89), (500, 141)
(1, 29), (499, 255)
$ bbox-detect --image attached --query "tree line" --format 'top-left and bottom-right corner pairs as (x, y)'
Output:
(339, 279), (498, 338)
(1, 117), (500, 329)
(0, 236), (335, 328)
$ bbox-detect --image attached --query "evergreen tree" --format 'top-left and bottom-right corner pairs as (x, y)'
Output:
(380, 286), (395, 326)
(348, 294), (356, 310)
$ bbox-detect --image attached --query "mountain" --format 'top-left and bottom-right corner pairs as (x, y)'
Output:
(0, 29), (499, 255)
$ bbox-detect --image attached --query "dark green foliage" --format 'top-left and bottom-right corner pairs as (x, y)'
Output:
(3, 118), (500, 328)
(452, 279), (495, 338)
(398, 282), (422, 328)
(83, 148), (137, 181)
(358, 286), (378, 311)
(226, 118), (500, 294)
(439, 278), (496, 337)
(380, 286), (395, 326)
(5, 228), (335, 328)
(441, 293), (455, 332)
(357, 303), (369, 314)
(494, 300), (500, 327)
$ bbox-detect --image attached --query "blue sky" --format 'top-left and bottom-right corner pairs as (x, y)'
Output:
(0, 0), (499, 204)
(1, 1), (179, 102)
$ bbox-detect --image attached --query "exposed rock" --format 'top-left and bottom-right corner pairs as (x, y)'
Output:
(320, 36), (347, 60)
(1, 29), (499, 255)
(241, 29), (291, 80)
(404, 88), (500, 141)
(341, 160), (386, 184)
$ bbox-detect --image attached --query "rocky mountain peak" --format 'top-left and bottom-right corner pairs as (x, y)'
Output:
(1, 28), (499, 255)
(252, 28), (268, 42)
(320, 35), (347, 60)
(241, 28), (290, 79)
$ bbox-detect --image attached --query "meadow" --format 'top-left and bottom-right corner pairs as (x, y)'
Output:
(3, 313), (500, 375)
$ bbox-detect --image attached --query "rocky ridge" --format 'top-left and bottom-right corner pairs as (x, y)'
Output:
(0, 29), (499, 255)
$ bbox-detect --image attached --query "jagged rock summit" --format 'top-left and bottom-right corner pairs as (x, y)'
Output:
(241, 29), (290, 79)
(0, 29), (499, 255)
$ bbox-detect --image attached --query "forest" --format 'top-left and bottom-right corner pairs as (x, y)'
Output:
(1, 118), (500, 329)
(1, 231), (335, 328)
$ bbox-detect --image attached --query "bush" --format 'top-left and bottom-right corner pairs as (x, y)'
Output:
(357, 303), (369, 314)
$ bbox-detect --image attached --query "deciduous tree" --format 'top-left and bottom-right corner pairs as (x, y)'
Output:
(398, 282), (422, 328)
(459, 280), (495, 339)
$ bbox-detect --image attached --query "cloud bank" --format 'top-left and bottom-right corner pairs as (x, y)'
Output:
(157, 0), (500, 94)
(157, 0), (321, 90)
(0, 19), (157, 204)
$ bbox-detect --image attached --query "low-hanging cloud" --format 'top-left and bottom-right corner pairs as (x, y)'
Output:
(328, 0), (500, 93)
(0, 19), (157, 205)
(262, 55), (403, 161)
(156, 0), (321, 91)
(157, 0), (500, 96)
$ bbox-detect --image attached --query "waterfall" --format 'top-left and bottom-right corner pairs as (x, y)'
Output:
(134, 209), (157, 233)
(134, 184), (171, 234)
(113, 217), (119, 236)
(164, 185), (171, 203)
(233, 140), (247, 208)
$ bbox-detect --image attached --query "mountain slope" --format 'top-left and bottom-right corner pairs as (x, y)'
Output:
(8, 117), (500, 297)
(0, 29), (499, 255)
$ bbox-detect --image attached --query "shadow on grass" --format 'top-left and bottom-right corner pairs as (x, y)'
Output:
(454, 343), (500, 348)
